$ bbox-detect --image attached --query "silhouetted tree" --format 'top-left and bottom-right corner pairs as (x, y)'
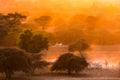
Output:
(18, 30), (49, 73)
(18, 30), (49, 53)
(32, 60), (49, 72)
(35, 16), (51, 30)
(69, 39), (89, 54)
(0, 48), (32, 79)
(0, 12), (26, 35)
(0, 13), (26, 46)
(51, 53), (88, 75)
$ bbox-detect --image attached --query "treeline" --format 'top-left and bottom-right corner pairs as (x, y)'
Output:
(0, 28), (89, 79)
(1, 13), (120, 47)
(0, 13), (51, 47)
(53, 14), (120, 45)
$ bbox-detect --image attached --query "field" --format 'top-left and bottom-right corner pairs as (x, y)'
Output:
(29, 69), (120, 80)
(0, 68), (120, 80)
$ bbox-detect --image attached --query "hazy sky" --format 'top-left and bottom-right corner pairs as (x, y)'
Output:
(1, 0), (120, 18)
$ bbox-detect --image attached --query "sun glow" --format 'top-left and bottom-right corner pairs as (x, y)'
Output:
(1, 0), (120, 17)
(100, 0), (119, 4)
(1, 0), (120, 66)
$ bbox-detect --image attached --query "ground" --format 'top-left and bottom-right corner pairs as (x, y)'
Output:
(0, 68), (120, 80)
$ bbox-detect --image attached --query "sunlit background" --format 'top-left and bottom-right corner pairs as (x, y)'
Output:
(1, 0), (120, 68)
(1, 0), (120, 17)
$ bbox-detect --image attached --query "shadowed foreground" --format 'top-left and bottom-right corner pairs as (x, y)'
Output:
(0, 69), (120, 80)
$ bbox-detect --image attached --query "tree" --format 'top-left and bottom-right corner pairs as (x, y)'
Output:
(32, 60), (49, 72)
(0, 13), (26, 46)
(0, 48), (32, 79)
(35, 16), (51, 30)
(0, 12), (26, 35)
(18, 30), (49, 53)
(18, 30), (49, 73)
(51, 53), (88, 74)
(69, 39), (89, 54)
(53, 15), (87, 45)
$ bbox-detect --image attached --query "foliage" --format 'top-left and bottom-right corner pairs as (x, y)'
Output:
(18, 30), (49, 53)
(53, 24), (85, 45)
(53, 14), (120, 45)
(0, 13), (26, 46)
(51, 53), (88, 74)
(52, 15), (97, 45)
(68, 39), (89, 53)
(32, 60), (49, 72)
(0, 48), (32, 79)
(18, 30), (49, 73)
(35, 16), (52, 30)
(0, 12), (26, 36)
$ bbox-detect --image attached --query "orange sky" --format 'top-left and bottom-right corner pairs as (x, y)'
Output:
(1, 0), (120, 36)
(1, 0), (120, 66)
(1, 0), (120, 18)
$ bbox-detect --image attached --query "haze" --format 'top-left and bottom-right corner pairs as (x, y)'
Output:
(1, 0), (120, 66)
(1, 0), (120, 18)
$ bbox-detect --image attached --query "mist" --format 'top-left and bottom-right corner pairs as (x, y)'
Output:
(1, 0), (120, 66)
(1, 0), (120, 18)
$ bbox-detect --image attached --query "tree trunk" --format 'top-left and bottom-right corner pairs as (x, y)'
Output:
(79, 51), (85, 58)
(32, 68), (35, 74)
(68, 69), (72, 75)
(5, 71), (12, 79)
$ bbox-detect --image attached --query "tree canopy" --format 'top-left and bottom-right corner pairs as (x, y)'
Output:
(51, 53), (88, 74)
(35, 16), (52, 30)
(0, 48), (32, 79)
(32, 60), (49, 72)
(18, 30), (49, 74)
(0, 13), (26, 46)
(68, 39), (89, 53)
(0, 13), (26, 36)
(18, 30), (49, 53)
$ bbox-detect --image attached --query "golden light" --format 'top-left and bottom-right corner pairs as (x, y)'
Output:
(99, 0), (119, 4)
(1, 0), (120, 16)
(1, 0), (120, 66)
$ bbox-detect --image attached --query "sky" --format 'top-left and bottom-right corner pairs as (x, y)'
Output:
(1, 0), (120, 18)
